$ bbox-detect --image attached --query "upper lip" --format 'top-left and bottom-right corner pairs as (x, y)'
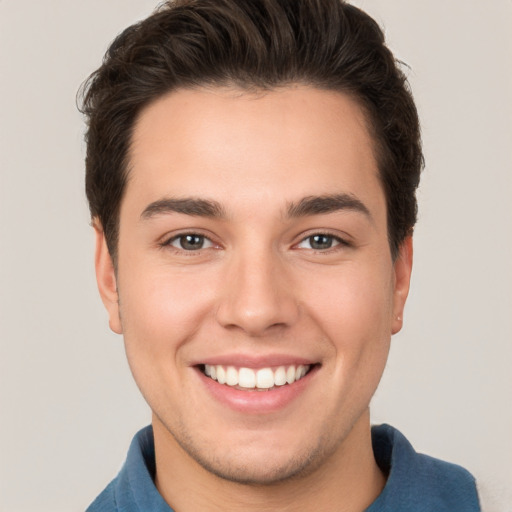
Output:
(190, 354), (318, 368)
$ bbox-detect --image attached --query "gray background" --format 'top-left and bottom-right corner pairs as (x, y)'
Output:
(1, 1), (511, 510)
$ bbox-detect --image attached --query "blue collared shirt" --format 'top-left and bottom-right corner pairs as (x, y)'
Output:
(87, 424), (480, 511)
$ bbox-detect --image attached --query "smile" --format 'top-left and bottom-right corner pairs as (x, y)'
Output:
(202, 364), (311, 390)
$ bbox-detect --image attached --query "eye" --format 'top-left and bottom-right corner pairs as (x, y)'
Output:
(296, 234), (343, 250)
(167, 234), (214, 251)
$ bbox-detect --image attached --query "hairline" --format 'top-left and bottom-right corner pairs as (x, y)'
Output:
(105, 82), (393, 265)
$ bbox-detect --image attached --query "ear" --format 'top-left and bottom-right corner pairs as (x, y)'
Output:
(391, 236), (413, 335)
(93, 221), (123, 334)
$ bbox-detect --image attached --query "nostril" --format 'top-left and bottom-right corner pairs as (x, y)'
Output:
(214, 269), (300, 335)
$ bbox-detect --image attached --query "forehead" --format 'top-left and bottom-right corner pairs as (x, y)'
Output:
(125, 86), (384, 221)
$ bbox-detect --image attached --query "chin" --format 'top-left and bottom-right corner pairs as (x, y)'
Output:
(175, 425), (334, 486)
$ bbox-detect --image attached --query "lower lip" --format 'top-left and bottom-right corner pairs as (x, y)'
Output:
(196, 366), (318, 414)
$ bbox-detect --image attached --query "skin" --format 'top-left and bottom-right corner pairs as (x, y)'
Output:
(95, 86), (412, 511)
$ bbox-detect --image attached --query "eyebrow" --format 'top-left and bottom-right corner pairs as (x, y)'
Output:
(140, 197), (226, 220)
(286, 194), (372, 220)
(140, 193), (371, 222)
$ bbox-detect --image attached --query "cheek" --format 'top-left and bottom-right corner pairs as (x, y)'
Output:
(301, 261), (394, 388)
(117, 267), (220, 409)
(306, 263), (394, 335)
(296, 262), (394, 422)
(118, 265), (218, 360)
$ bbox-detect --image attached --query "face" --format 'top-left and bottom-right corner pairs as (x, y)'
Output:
(95, 86), (412, 484)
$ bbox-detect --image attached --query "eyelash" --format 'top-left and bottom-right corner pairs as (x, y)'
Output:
(161, 232), (216, 252)
(161, 231), (350, 254)
(294, 232), (351, 252)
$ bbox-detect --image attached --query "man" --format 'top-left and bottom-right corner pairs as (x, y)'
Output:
(80, 0), (480, 510)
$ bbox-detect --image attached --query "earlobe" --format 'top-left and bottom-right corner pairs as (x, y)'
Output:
(391, 236), (413, 335)
(93, 221), (123, 334)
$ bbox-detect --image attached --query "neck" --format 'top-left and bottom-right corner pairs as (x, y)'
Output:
(153, 410), (386, 512)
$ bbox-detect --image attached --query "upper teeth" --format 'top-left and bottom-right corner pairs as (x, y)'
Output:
(204, 364), (310, 389)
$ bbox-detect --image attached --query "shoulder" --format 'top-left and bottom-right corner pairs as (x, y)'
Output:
(85, 426), (155, 512)
(86, 480), (117, 512)
(368, 424), (480, 512)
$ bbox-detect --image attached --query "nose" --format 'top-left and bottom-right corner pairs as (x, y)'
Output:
(216, 249), (300, 336)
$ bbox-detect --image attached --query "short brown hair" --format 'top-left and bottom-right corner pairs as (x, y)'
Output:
(79, 0), (423, 262)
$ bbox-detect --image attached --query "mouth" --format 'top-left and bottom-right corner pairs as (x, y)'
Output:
(199, 363), (314, 391)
